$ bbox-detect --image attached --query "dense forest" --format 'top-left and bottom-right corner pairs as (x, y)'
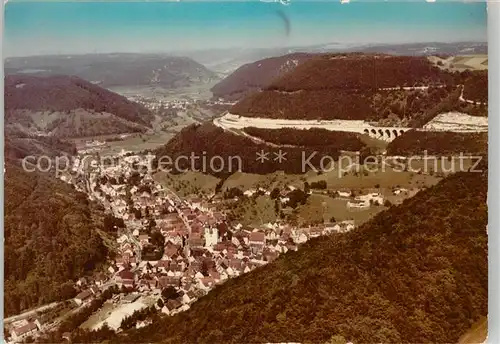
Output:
(153, 123), (366, 177)
(104, 161), (487, 344)
(232, 89), (375, 121)
(4, 75), (154, 126)
(233, 86), (474, 123)
(230, 54), (487, 123)
(267, 55), (455, 92)
(243, 127), (365, 150)
(210, 53), (313, 100)
(463, 71), (488, 104)
(4, 162), (108, 316)
(387, 131), (488, 156)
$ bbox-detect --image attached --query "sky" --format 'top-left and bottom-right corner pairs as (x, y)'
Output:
(4, 1), (487, 57)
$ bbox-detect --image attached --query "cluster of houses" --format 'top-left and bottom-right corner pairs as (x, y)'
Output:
(241, 185), (300, 205)
(347, 192), (385, 210)
(7, 318), (48, 343)
(73, 279), (102, 306)
(109, 218), (356, 317)
(63, 153), (361, 321)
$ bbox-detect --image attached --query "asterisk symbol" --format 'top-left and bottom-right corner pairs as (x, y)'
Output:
(256, 150), (270, 163)
(273, 150), (287, 163)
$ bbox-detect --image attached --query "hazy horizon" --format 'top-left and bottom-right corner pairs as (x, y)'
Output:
(5, 1), (487, 58)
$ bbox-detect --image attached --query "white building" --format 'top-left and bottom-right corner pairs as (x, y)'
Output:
(347, 199), (370, 210)
(204, 227), (219, 248)
(356, 192), (384, 205)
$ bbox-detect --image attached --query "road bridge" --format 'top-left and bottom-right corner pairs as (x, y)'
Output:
(214, 113), (412, 142)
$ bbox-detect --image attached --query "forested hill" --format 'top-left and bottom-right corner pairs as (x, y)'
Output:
(4, 162), (108, 316)
(109, 161), (487, 344)
(210, 52), (313, 100)
(5, 75), (153, 125)
(231, 54), (487, 122)
(4, 74), (154, 137)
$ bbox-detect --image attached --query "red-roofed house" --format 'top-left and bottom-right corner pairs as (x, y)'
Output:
(117, 269), (135, 289)
(249, 231), (266, 245)
(161, 299), (183, 315)
(199, 277), (215, 289)
(11, 322), (38, 341)
(158, 276), (181, 288)
(74, 289), (93, 305)
(188, 237), (205, 248)
(164, 242), (180, 258)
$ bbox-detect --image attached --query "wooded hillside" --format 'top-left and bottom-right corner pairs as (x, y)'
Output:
(153, 123), (367, 176)
(4, 163), (108, 316)
(387, 131), (488, 156)
(231, 54), (487, 122)
(5, 75), (153, 125)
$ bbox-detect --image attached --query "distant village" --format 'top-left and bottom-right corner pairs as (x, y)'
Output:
(126, 96), (235, 112)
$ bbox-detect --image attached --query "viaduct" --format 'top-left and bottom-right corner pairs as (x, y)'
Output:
(214, 113), (412, 142)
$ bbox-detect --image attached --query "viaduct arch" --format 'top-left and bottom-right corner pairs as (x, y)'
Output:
(363, 127), (409, 141)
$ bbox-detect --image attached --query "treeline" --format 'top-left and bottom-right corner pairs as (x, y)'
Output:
(387, 131), (488, 156)
(107, 160), (487, 344)
(243, 127), (365, 151)
(4, 163), (108, 316)
(153, 123), (360, 177)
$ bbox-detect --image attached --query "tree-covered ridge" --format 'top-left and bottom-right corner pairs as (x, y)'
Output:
(4, 163), (108, 316)
(154, 123), (364, 177)
(112, 166), (487, 344)
(4, 74), (154, 126)
(230, 54), (487, 122)
(387, 131), (488, 156)
(268, 54), (454, 92)
(210, 53), (314, 100)
(243, 127), (365, 150)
